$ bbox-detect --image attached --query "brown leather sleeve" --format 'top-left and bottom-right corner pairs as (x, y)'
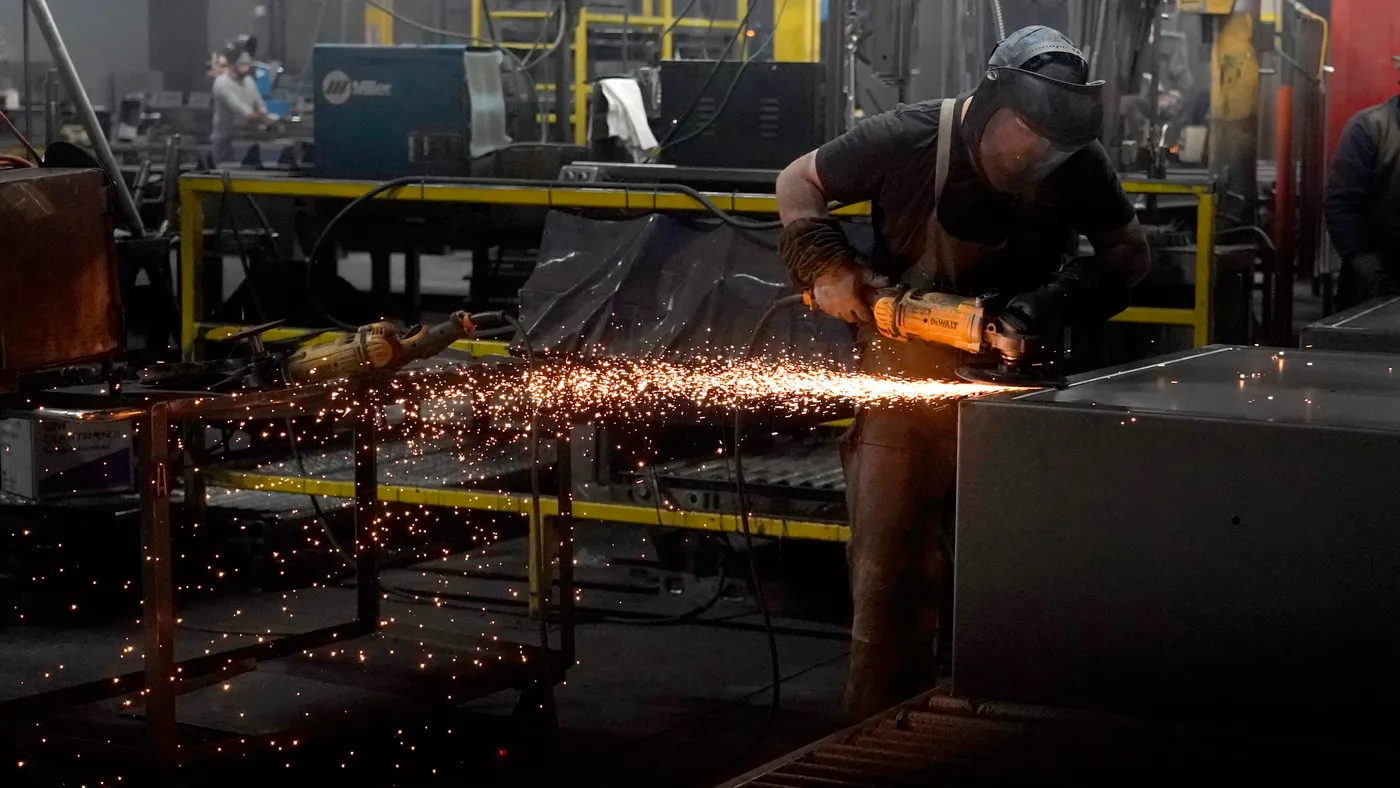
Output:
(779, 217), (859, 289)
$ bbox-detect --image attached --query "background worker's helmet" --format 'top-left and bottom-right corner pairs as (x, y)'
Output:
(223, 34), (259, 62)
(961, 25), (1106, 192)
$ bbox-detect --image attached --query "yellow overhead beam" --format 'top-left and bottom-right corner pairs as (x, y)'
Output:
(178, 174), (874, 216)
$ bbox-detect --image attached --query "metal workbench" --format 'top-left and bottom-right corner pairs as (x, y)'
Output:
(1300, 295), (1400, 353)
(0, 383), (572, 765)
(954, 345), (1400, 714)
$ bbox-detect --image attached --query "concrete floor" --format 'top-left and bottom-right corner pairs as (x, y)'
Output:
(2, 515), (854, 788)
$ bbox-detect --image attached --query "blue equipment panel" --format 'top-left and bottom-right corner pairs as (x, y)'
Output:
(313, 45), (471, 180)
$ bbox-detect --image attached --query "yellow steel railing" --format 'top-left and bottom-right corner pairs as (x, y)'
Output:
(180, 174), (1215, 355)
(205, 470), (848, 543)
(1117, 179), (1217, 347)
(467, 1), (751, 144)
(180, 173), (1215, 542)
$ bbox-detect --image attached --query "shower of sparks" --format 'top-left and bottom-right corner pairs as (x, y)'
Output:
(391, 356), (1023, 425)
(4, 351), (1022, 773)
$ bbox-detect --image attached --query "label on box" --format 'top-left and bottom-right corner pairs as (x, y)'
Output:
(0, 418), (135, 500)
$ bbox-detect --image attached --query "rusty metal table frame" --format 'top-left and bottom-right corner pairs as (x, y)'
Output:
(0, 383), (573, 764)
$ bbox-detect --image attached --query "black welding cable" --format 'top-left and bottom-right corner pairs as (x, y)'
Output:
(657, 0), (705, 39)
(361, 0), (548, 121)
(219, 171), (270, 323)
(285, 417), (357, 568)
(718, 291), (808, 760)
(577, 528), (737, 627)
(501, 312), (559, 703)
(305, 175), (783, 331)
(480, 0), (566, 137)
(484, 0), (570, 71)
(659, 0), (790, 155)
(657, 0), (762, 148)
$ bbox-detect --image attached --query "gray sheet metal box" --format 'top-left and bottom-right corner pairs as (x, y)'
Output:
(1300, 296), (1400, 353)
(954, 345), (1400, 714)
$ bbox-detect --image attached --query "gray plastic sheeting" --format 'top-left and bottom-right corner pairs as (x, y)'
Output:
(518, 211), (862, 366)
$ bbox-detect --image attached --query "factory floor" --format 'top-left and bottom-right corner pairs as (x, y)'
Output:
(1, 513), (854, 788)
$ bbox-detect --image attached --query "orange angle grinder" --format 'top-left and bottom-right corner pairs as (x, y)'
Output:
(803, 287), (1066, 387)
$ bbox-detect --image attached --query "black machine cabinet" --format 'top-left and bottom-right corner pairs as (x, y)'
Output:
(955, 345), (1400, 715)
(658, 61), (827, 170)
(1300, 296), (1400, 353)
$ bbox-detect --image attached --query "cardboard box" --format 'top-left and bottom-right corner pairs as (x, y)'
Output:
(0, 417), (135, 500)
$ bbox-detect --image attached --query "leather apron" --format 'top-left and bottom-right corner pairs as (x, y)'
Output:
(839, 99), (1002, 717)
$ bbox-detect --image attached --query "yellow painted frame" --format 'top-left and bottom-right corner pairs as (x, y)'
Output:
(181, 174), (1215, 356)
(468, 0), (746, 142)
(206, 470), (849, 543)
(1117, 179), (1217, 347)
(179, 173), (1214, 542)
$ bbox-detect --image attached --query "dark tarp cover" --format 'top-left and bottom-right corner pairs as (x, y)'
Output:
(518, 212), (863, 367)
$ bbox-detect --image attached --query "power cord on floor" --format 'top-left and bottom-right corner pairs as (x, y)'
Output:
(285, 416), (357, 569)
(716, 292), (809, 761)
(501, 312), (559, 705)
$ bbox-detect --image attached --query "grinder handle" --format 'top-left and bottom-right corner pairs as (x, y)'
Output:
(801, 286), (893, 313)
(394, 311), (477, 365)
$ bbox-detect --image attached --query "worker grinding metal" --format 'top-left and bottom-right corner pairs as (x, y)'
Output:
(775, 26), (1151, 717)
(1325, 55), (1400, 308)
(210, 51), (271, 165)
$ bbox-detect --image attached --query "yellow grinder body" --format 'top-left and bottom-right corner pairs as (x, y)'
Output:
(871, 289), (989, 353)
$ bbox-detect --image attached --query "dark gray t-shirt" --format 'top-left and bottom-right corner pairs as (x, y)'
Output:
(815, 96), (1135, 295)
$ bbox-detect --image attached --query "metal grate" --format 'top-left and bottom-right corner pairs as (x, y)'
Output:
(721, 688), (1333, 786)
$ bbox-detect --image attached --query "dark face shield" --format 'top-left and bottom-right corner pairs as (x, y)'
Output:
(963, 66), (1106, 191)
(977, 108), (1077, 192)
(990, 67), (1106, 148)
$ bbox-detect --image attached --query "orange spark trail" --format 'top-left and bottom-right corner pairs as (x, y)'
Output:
(395, 357), (1024, 423)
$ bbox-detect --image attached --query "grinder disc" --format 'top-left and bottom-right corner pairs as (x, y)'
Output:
(956, 364), (1067, 389)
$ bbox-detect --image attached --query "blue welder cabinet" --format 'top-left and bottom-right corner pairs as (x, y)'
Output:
(313, 45), (473, 180)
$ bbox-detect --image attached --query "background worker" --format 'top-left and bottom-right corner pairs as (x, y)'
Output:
(211, 50), (271, 166)
(775, 26), (1152, 717)
(1325, 56), (1400, 308)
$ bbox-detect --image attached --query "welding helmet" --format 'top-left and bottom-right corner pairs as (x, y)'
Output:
(224, 34), (259, 61)
(962, 26), (1105, 192)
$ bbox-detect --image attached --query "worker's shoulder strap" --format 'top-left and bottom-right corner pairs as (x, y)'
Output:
(935, 98), (956, 205)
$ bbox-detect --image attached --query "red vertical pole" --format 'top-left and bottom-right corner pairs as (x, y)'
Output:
(1273, 84), (1295, 345)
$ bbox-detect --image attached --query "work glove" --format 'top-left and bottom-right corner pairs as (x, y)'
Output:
(810, 262), (875, 324)
(998, 283), (1067, 340)
(999, 258), (1131, 338)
